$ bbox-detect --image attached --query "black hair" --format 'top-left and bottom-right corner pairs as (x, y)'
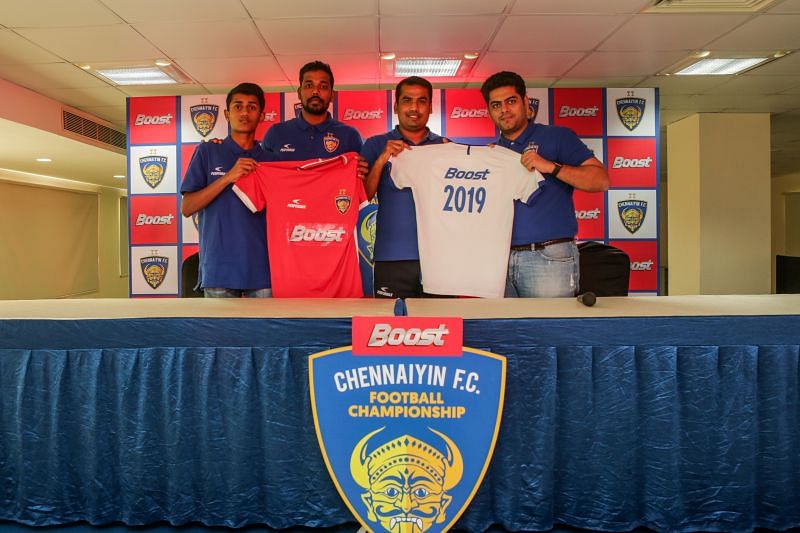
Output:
(480, 71), (526, 104)
(226, 82), (265, 111)
(299, 60), (335, 89)
(395, 76), (433, 104)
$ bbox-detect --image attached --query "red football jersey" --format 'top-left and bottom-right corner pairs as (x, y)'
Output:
(233, 153), (366, 297)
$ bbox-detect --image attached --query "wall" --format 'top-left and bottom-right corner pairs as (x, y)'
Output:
(0, 169), (127, 299)
(771, 171), (800, 291)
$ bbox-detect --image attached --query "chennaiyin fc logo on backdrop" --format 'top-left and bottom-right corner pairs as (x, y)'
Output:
(528, 97), (540, 121)
(618, 196), (648, 234)
(140, 254), (169, 289)
(310, 317), (506, 533)
(190, 99), (219, 137)
(616, 96), (646, 131)
(139, 154), (168, 189)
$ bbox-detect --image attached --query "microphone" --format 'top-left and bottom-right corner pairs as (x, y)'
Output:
(577, 291), (596, 307)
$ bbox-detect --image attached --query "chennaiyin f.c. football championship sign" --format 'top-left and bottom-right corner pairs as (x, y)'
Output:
(309, 317), (506, 533)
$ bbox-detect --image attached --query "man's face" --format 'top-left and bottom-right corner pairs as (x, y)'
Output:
(487, 85), (528, 138)
(298, 70), (333, 116)
(362, 463), (450, 533)
(224, 93), (263, 134)
(395, 84), (432, 134)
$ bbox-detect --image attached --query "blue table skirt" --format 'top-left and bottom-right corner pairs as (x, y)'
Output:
(1, 315), (799, 531)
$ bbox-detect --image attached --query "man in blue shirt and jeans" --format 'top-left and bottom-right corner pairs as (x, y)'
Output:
(361, 76), (445, 298)
(181, 82), (273, 298)
(481, 71), (610, 298)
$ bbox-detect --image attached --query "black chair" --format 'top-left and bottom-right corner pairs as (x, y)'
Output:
(776, 255), (800, 294)
(181, 253), (202, 298)
(578, 241), (630, 296)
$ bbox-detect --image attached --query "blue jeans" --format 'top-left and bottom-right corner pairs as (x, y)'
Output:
(505, 241), (579, 298)
(203, 287), (273, 298)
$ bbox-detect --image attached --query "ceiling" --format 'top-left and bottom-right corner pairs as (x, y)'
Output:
(1, 0), (800, 189)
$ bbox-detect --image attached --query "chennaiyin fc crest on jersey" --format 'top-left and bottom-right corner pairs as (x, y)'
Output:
(310, 317), (506, 533)
(618, 198), (648, 234)
(139, 155), (168, 189)
(324, 132), (340, 153)
(140, 254), (169, 289)
(190, 103), (219, 137)
(616, 97), (646, 132)
(336, 188), (352, 214)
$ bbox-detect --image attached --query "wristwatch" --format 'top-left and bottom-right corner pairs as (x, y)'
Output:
(551, 162), (563, 177)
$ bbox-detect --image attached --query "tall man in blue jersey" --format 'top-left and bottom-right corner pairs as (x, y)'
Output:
(361, 76), (444, 298)
(181, 82), (273, 298)
(481, 71), (610, 298)
(262, 60), (364, 162)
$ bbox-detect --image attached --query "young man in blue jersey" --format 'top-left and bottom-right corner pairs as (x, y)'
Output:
(361, 76), (445, 298)
(481, 71), (609, 298)
(262, 60), (365, 162)
(181, 82), (273, 298)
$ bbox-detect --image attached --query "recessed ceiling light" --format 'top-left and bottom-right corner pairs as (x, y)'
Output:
(96, 66), (178, 85)
(113, 175), (126, 179)
(675, 57), (768, 75)
(380, 52), (396, 60)
(395, 58), (462, 77)
(79, 64), (92, 70)
(464, 52), (479, 60)
(154, 59), (172, 67)
(693, 50), (711, 58)
(773, 51), (790, 58)
(36, 158), (52, 162)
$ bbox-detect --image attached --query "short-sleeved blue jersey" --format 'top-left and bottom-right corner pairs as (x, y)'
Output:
(497, 121), (594, 244)
(262, 113), (362, 161)
(361, 127), (443, 261)
(181, 137), (273, 290)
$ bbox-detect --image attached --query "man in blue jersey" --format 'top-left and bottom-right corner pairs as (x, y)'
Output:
(361, 76), (444, 298)
(262, 60), (365, 162)
(181, 82), (273, 298)
(481, 71), (610, 298)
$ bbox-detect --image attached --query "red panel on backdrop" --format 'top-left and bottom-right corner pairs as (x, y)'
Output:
(574, 190), (605, 240)
(180, 143), (199, 181)
(255, 92), (282, 140)
(607, 138), (657, 187)
(552, 88), (603, 137)
(337, 90), (390, 139)
(129, 96), (178, 145)
(610, 240), (658, 291)
(130, 196), (179, 245)
(182, 244), (199, 261)
(443, 89), (496, 139)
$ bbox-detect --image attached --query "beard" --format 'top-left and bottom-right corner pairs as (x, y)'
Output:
(302, 97), (328, 116)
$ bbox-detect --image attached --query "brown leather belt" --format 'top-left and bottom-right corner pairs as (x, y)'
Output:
(510, 237), (574, 252)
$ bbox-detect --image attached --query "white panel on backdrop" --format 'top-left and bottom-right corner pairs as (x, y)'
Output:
(606, 88), (656, 137)
(130, 245), (179, 295)
(283, 92), (302, 120)
(581, 137), (604, 163)
(181, 94), (229, 143)
(129, 145), (178, 194)
(390, 88), (442, 136)
(181, 213), (199, 244)
(526, 87), (549, 126)
(608, 189), (658, 239)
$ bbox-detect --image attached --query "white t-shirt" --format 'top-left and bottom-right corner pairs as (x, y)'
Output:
(389, 143), (543, 298)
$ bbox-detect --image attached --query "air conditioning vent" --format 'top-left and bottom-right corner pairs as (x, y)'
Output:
(647, 0), (780, 12)
(62, 110), (126, 150)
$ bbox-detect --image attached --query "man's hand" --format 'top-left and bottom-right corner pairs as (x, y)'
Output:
(224, 157), (258, 184)
(520, 149), (556, 175)
(379, 139), (410, 165)
(356, 155), (369, 180)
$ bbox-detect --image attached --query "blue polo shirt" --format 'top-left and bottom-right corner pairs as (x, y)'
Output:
(181, 137), (273, 290)
(361, 127), (443, 261)
(262, 112), (363, 160)
(497, 121), (594, 245)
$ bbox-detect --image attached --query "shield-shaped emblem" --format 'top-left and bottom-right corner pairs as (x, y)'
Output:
(324, 132), (340, 153)
(138, 155), (168, 189)
(190, 104), (219, 137)
(336, 189), (352, 214)
(358, 205), (377, 266)
(528, 97), (540, 121)
(310, 318), (505, 533)
(618, 199), (648, 234)
(140, 255), (169, 289)
(616, 97), (646, 132)
(294, 102), (304, 118)
(192, 212), (200, 231)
